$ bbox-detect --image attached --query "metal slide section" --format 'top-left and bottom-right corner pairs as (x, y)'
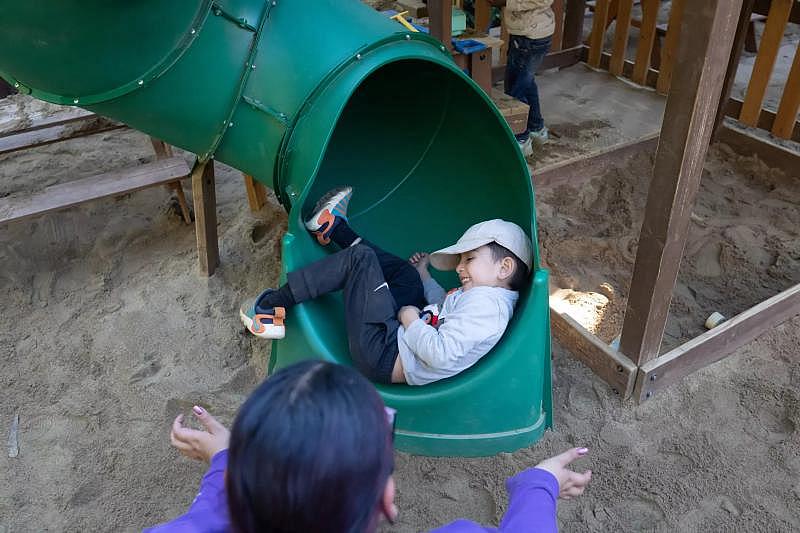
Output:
(0, 0), (551, 456)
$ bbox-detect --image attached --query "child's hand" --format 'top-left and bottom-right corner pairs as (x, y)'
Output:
(398, 305), (421, 328)
(409, 252), (431, 280)
(535, 447), (592, 500)
(170, 406), (230, 463)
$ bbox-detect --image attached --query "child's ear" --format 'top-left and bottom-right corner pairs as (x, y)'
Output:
(499, 256), (515, 280)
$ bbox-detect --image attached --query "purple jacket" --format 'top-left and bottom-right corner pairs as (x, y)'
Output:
(144, 450), (559, 532)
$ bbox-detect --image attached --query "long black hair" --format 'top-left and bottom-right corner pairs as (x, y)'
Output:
(226, 360), (394, 533)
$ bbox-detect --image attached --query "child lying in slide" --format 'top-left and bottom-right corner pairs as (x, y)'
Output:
(240, 187), (532, 385)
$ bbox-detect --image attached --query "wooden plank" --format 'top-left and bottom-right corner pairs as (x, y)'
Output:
(244, 174), (268, 211)
(585, 47), (660, 88)
(0, 157), (190, 225)
(427, 0), (453, 52)
(587, 0), (611, 67)
(713, 0), (756, 135)
(609, 0), (634, 76)
(752, 0), (800, 23)
(631, 0), (659, 85)
(655, 0), (686, 95)
(470, 48), (493, 93)
(0, 108), (93, 138)
(717, 123), (800, 175)
(739, 0), (793, 126)
(534, 132), (659, 189)
(191, 161), (219, 277)
(0, 115), (124, 155)
(552, 0), (565, 51)
(618, 0), (743, 366)
(149, 137), (174, 159)
(725, 97), (800, 142)
(474, 0), (492, 33)
(772, 43), (800, 139)
(551, 304), (638, 397)
(634, 283), (800, 402)
(563, 0), (588, 49)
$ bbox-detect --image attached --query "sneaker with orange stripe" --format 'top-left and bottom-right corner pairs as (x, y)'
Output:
(239, 291), (286, 339)
(304, 186), (353, 245)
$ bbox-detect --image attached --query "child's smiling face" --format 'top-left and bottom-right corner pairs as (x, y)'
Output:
(455, 245), (509, 291)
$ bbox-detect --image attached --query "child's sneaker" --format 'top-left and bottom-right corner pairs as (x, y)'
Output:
(304, 186), (353, 245)
(517, 135), (533, 157)
(529, 126), (549, 145)
(239, 292), (286, 339)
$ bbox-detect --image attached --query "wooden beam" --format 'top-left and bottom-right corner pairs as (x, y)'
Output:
(713, 0), (756, 136)
(428, 0), (453, 52)
(244, 174), (268, 211)
(552, 0), (565, 51)
(474, 0), (492, 33)
(772, 42), (800, 139)
(470, 48), (493, 93)
(634, 283), (800, 402)
(587, 0), (611, 68)
(619, 0), (743, 366)
(609, 0), (634, 76)
(534, 132), (659, 189)
(725, 97), (800, 143)
(655, 0), (685, 95)
(582, 46), (660, 88)
(551, 304), (638, 397)
(739, 0), (793, 126)
(0, 108), (93, 138)
(0, 157), (191, 225)
(0, 115), (123, 155)
(752, 0), (800, 23)
(563, 0), (587, 49)
(191, 160), (219, 277)
(716, 123), (800, 174)
(631, 0), (659, 85)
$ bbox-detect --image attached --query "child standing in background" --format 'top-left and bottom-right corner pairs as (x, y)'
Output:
(491, 0), (554, 157)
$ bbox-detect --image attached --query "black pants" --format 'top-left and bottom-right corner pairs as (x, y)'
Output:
(286, 226), (425, 383)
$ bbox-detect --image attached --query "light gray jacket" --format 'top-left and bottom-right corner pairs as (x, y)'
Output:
(397, 278), (518, 385)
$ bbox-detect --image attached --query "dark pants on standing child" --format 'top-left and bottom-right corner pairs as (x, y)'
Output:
(257, 222), (425, 383)
(504, 34), (552, 142)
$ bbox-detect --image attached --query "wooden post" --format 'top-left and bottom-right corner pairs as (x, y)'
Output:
(470, 49), (493, 93)
(474, 0), (492, 33)
(587, 0), (611, 67)
(618, 0), (743, 366)
(244, 173), (268, 211)
(631, 0), (659, 85)
(428, 0), (453, 52)
(609, 0), (634, 76)
(739, 0), (794, 126)
(563, 0), (587, 49)
(552, 0), (565, 51)
(191, 160), (219, 277)
(713, 0), (756, 137)
(150, 137), (192, 225)
(772, 43), (800, 139)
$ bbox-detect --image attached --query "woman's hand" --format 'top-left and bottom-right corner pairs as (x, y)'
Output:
(398, 305), (422, 328)
(535, 447), (592, 500)
(408, 252), (432, 280)
(170, 406), (230, 463)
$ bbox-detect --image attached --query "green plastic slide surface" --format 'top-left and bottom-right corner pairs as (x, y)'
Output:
(0, 0), (552, 456)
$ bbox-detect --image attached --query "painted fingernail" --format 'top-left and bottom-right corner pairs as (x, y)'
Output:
(577, 447), (589, 455)
(193, 406), (204, 415)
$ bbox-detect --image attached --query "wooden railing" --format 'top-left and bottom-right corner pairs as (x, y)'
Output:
(584, 0), (800, 143)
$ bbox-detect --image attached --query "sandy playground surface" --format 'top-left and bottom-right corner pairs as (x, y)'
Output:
(1, 27), (800, 533)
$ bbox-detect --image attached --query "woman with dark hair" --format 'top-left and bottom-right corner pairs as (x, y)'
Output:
(146, 361), (591, 532)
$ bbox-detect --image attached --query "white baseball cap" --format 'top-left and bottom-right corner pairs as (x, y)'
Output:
(429, 219), (533, 272)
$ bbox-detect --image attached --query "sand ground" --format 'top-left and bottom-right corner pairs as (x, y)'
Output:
(1, 11), (800, 532)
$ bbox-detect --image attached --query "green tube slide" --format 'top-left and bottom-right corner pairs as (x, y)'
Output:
(0, 0), (552, 456)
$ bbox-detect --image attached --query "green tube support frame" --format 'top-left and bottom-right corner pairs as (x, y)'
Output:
(0, 0), (552, 456)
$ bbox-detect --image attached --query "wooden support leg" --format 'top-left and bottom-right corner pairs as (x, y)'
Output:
(243, 173), (267, 212)
(191, 160), (219, 277)
(149, 137), (192, 225)
(563, 0), (587, 49)
(428, 0), (453, 52)
(618, 0), (743, 366)
(713, 0), (756, 138)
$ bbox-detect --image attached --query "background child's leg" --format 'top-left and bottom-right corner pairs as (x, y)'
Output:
(330, 221), (425, 308)
(504, 34), (553, 138)
(287, 244), (401, 383)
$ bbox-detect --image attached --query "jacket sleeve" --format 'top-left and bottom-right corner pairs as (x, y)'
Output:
(422, 277), (447, 307)
(498, 468), (559, 532)
(143, 450), (231, 533)
(402, 293), (500, 370)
